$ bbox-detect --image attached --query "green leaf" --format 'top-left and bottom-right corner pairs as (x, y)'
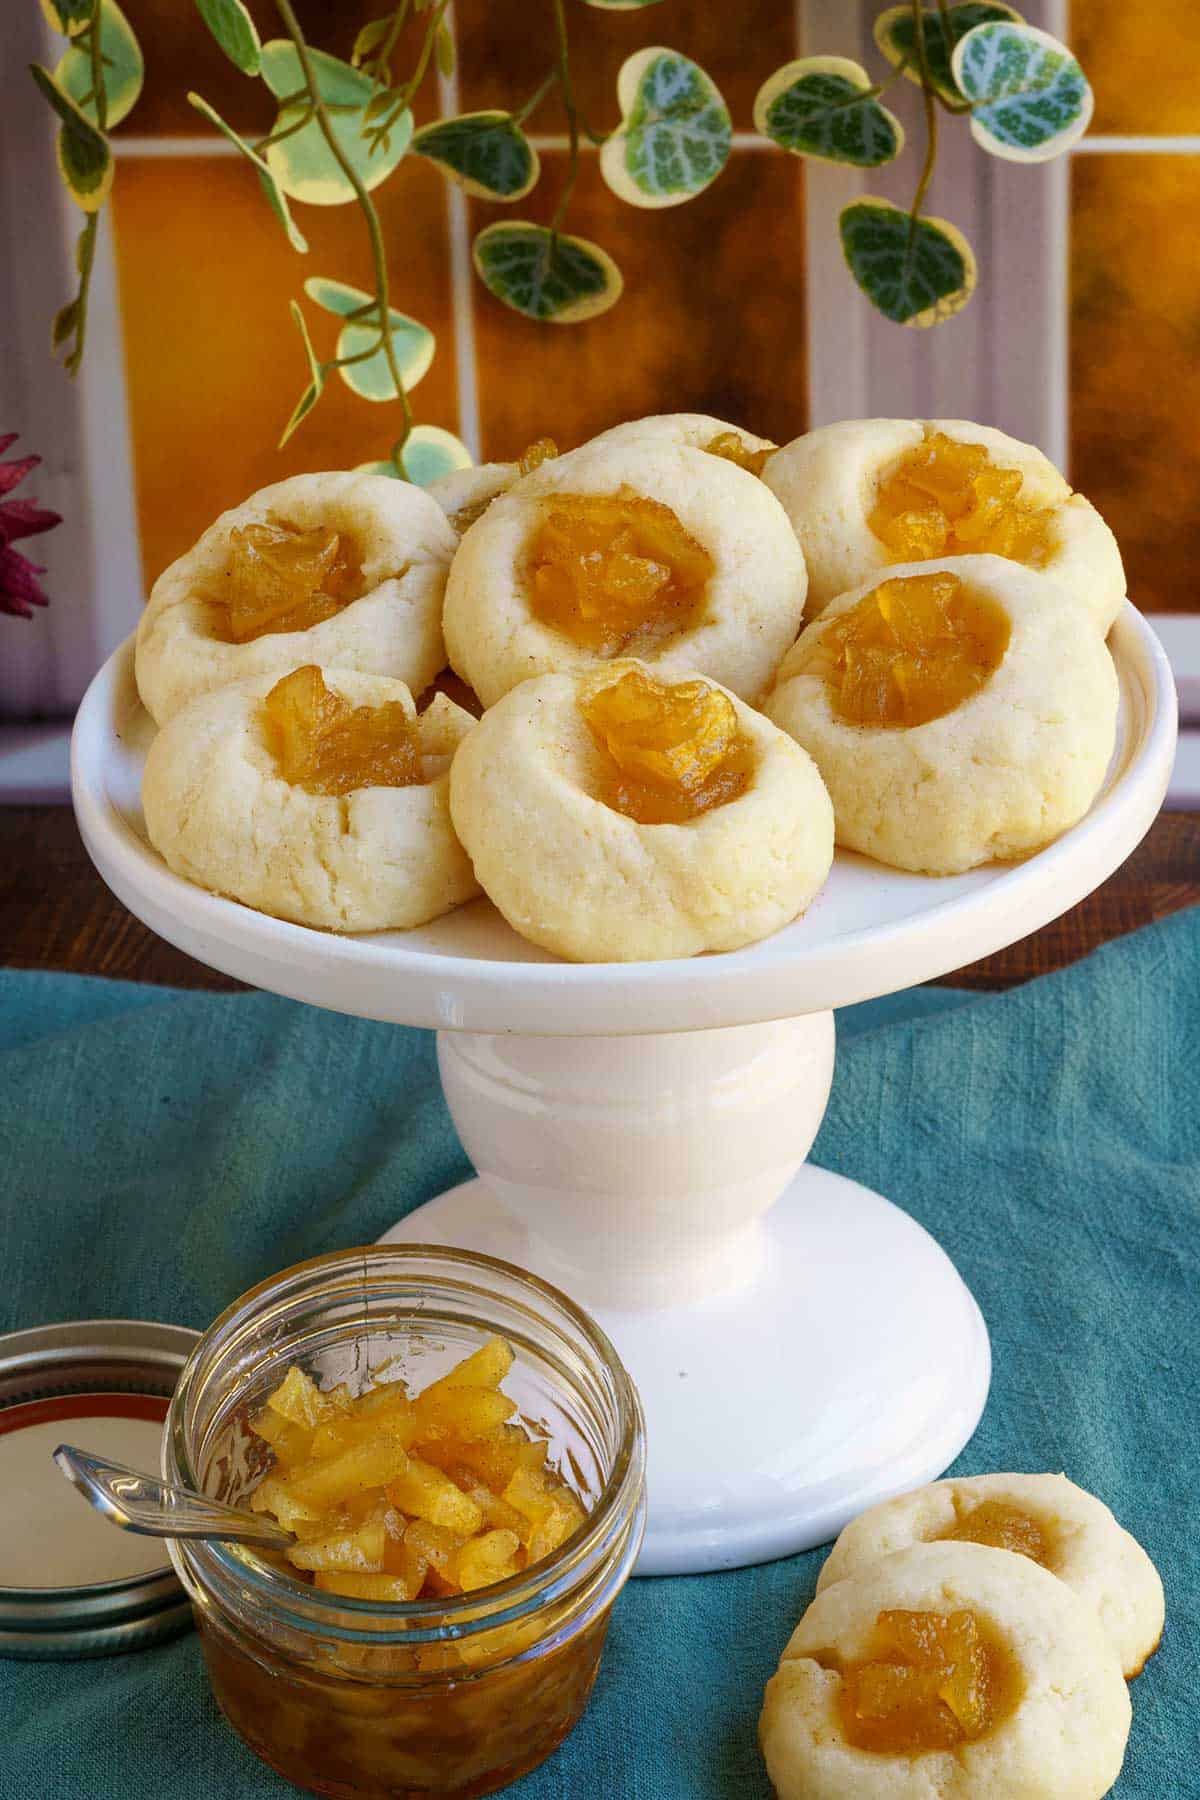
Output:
(54, 0), (143, 128)
(403, 425), (473, 485)
(261, 40), (411, 205)
(31, 64), (113, 212)
(600, 47), (730, 209)
(195, 0), (261, 77)
(412, 111), (539, 201)
(51, 298), (80, 348)
(336, 312), (435, 402)
(753, 57), (904, 167)
(352, 18), (392, 65)
(873, 3), (1022, 104)
(304, 276), (375, 317)
(187, 92), (308, 252)
(473, 222), (623, 323)
(952, 21), (1093, 161)
(279, 299), (325, 446)
(839, 197), (976, 328)
(39, 0), (94, 37)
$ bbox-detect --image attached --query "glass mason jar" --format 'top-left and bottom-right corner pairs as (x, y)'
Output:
(164, 1246), (646, 1800)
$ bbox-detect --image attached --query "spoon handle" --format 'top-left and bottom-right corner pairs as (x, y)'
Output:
(54, 1444), (294, 1549)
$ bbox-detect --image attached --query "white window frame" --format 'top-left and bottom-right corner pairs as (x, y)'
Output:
(1, 0), (1196, 805)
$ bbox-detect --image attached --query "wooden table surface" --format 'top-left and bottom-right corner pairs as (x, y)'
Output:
(1, 804), (1197, 993)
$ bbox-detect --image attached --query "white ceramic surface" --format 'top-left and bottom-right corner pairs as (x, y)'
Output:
(72, 613), (1175, 1037)
(69, 616), (1176, 1572)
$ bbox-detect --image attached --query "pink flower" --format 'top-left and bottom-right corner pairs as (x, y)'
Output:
(1, 433), (62, 619)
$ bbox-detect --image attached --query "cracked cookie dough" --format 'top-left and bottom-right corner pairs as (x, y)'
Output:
(816, 1472), (1164, 1680)
(763, 555), (1118, 875)
(760, 1541), (1131, 1800)
(142, 666), (479, 932)
(763, 418), (1125, 628)
(442, 438), (807, 710)
(448, 661), (834, 962)
(136, 471), (455, 726)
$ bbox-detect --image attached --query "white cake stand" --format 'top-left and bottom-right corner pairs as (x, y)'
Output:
(71, 615), (1175, 1576)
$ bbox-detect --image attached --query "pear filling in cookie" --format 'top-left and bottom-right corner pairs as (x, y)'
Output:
(264, 665), (422, 797)
(703, 431), (773, 477)
(528, 491), (714, 657)
(819, 572), (1011, 730)
(870, 432), (1055, 566)
(941, 1500), (1051, 1566)
(220, 520), (364, 643)
(839, 1609), (1020, 1754)
(582, 668), (752, 825)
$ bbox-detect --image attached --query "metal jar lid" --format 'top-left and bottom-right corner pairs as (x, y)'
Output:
(0, 1318), (199, 1659)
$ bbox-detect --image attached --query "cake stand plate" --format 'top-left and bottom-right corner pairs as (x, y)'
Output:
(72, 613), (1175, 1574)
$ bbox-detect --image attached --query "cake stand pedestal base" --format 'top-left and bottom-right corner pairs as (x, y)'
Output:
(379, 1017), (990, 1575)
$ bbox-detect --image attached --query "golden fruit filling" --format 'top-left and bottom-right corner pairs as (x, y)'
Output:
(248, 1336), (587, 1605)
(942, 1500), (1050, 1566)
(528, 490), (713, 657)
(869, 432), (1055, 565)
(703, 431), (773, 477)
(220, 519), (363, 643)
(840, 1608), (1018, 1754)
(582, 668), (752, 825)
(263, 665), (422, 797)
(819, 571), (1010, 729)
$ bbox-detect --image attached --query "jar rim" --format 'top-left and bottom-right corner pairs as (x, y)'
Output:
(167, 1244), (646, 1641)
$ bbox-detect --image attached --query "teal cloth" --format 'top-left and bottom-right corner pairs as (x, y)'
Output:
(0, 911), (1197, 1799)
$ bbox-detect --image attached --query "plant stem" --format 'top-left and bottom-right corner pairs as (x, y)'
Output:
(88, 0), (108, 133)
(396, 0), (453, 111)
(909, 0), (939, 224)
(274, 0), (413, 451)
(515, 68), (558, 126)
(373, 0), (412, 83)
(549, 0), (578, 239)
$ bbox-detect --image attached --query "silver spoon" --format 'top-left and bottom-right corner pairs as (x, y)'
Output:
(53, 1444), (295, 1549)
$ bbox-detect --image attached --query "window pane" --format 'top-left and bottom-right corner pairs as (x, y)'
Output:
(470, 152), (808, 460)
(111, 157), (456, 585)
(456, 0), (796, 131)
(1070, 0), (1200, 134)
(1070, 155), (1200, 612)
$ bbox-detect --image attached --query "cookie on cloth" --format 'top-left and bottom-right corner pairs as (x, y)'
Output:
(442, 438), (807, 710)
(763, 555), (1118, 875)
(760, 1541), (1130, 1800)
(584, 412), (775, 474)
(142, 666), (479, 932)
(763, 417), (1125, 629)
(448, 660), (833, 962)
(816, 1472), (1163, 1680)
(136, 471), (455, 726)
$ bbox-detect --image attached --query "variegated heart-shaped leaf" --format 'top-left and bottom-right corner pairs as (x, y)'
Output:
(261, 40), (411, 205)
(195, 0), (261, 76)
(473, 222), (623, 322)
(39, 0), (93, 37)
(54, 0), (144, 127)
(952, 21), (1093, 161)
(413, 112), (539, 200)
(754, 57), (904, 167)
(873, 3), (1022, 103)
(600, 48), (730, 209)
(30, 65), (113, 212)
(361, 426), (473, 484)
(312, 279), (435, 401)
(840, 198), (976, 327)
